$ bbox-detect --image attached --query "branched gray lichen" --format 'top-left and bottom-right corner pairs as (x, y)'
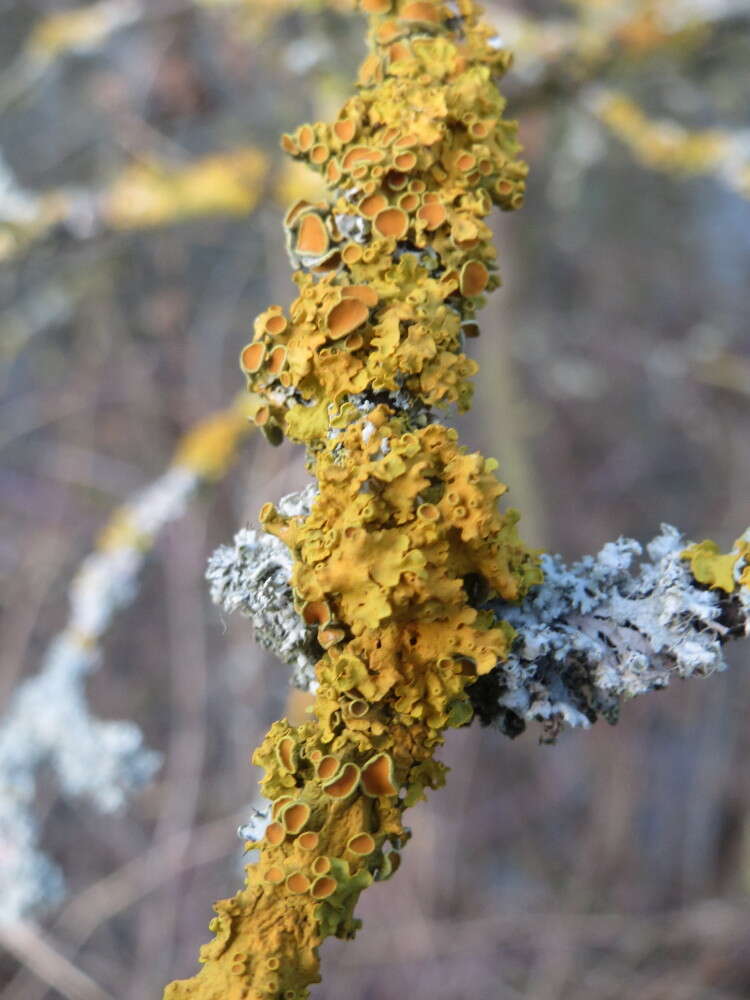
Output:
(0, 638), (159, 923)
(0, 399), (255, 925)
(488, 524), (749, 739)
(206, 487), (318, 691)
(210, 521), (749, 744)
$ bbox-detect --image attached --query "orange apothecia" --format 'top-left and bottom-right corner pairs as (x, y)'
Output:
(164, 2), (541, 998)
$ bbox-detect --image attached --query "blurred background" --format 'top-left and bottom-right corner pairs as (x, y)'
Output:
(1, 1), (749, 998)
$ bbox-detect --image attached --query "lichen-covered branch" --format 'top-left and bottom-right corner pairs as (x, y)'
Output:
(587, 88), (750, 200)
(0, 396), (254, 924)
(479, 526), (749, 736)
(163, 2), (749, 998)
(209, 517), (750, 742)
(0, 148), (269, 263)
(165, 2), (543, 997)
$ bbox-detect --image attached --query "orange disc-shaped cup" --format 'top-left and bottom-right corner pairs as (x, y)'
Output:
(374, 207), (408, 239)
(348, 833), (376, 856)
(361, 754), (397, 797)
(286, 872), (311, 895)
(316, 755), (341, 782)
(323, 762), (360, 799)
(311, 876), (337, 900)
(460, 260), (489, 297)
(241, 342), (265, 373)
(276, 736), (295, 772)
(265, 822), (285, 846)
(327, 298), (369, 338)
(296, 213), (329, 256)
(282, 802), (311, 835)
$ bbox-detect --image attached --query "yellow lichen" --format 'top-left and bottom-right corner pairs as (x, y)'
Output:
(26, 1), (137, 61)
(235, 4), (528, 446)
(682, 536), (750, 594)
(103, 149), (268, 229)
(591, 89), (750, 200)
(164, 3), (540, 999)
(171, 394), (258, 480)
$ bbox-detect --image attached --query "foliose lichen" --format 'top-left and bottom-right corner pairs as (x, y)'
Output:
(207, 487), (319, 691)
(165, 2), (542, 998)
(163, 2), (750, 995)
(485, 525), (750, 740)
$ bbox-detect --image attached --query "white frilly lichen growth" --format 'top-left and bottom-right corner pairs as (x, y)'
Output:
(0, 638), (160, 923)
(206, 487), (318, 692)
(0, 398), (253, 924)
(491, 524), (748, 739)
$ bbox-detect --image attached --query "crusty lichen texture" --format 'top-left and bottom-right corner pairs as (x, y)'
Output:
(164, 2), (542, 998)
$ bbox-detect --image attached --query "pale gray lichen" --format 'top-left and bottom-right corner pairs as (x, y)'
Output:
(0, 461), (214, 924)
(0, 638), (160, 923)
(237, 796), (272, 846)
(484, 524), (748, 740)
(206, 486), (319, 691)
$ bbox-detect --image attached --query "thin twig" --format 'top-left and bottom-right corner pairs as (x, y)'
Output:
(0, 920), (116, 1000)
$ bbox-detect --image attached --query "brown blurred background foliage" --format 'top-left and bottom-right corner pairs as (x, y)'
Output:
(1, 1), (749, 998)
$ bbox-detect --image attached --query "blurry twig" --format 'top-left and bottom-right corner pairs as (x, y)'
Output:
(0, 147), (269, 263)
(7, 0), (747, 268)
(498, 0), (750, 204)
(129, 506), (211, 994)
(503, 0), (750, 97)
(692, 353), (750, 395)
(55, 809), (247, 950)
(0, 0), (346, 114)
(0, 808), (247, 1000)
(0, 281), (79, 392)
(586, 88), (750, 200)
(22, 0), (143, 66)
(0, 0), (192, 112)
(0, 395), (255, 925)
(0, 920), (115, 1000)
(3, 0), (746, 129)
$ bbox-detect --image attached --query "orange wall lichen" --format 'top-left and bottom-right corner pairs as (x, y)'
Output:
(164, 3), (541, 998)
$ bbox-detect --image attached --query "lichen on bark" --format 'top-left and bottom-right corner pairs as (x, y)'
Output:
(164, 2), (543, 998)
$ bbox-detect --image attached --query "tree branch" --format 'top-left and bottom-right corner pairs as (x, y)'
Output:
(208, 514), (750, 743)
(0, 397), (253, 924)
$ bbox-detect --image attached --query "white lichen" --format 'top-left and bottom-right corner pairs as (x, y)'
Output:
(206, 487), (318, 691)
(0, 637), (160, 923)
(491, 524), (748, 738)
